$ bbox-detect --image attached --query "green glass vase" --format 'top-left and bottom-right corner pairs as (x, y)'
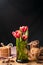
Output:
(16, 38), (29, 63)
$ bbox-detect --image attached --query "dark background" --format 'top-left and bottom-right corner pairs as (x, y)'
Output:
(0, 0), (43, 46)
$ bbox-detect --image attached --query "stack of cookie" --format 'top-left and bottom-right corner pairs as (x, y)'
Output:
(27, 40), (40, 61)
(0, 43), (11, 58)
(37, 47), (43, 63)
(0, 46), (11, 58)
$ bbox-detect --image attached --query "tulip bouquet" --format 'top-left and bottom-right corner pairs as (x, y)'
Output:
(12, 26), (29, 63)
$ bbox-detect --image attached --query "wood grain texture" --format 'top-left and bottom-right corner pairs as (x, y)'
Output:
(0, 46), (43, 65)
(0, 57), (43, 65)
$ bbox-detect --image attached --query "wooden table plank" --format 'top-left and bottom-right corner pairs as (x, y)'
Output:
(0, 57), (43, 65)
(0, 46), (43, 65)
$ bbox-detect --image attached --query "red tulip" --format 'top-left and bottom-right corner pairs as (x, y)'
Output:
(20, 26), (28, 32)
(12, 30), (21, 38)
(22, 35), (28, 40)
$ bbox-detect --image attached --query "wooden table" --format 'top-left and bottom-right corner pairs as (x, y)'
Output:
(0, 46), (43, 65)
(0, 58), (43, 65)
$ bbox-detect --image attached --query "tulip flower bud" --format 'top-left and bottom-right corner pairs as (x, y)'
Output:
(12, 30), (21, 38)
(20, 26), (28, 32)
(22, 35), (28, 40)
